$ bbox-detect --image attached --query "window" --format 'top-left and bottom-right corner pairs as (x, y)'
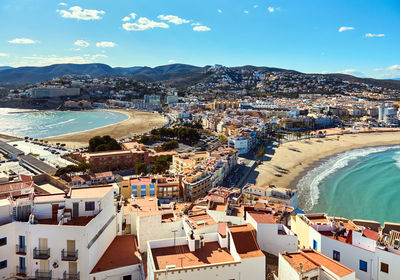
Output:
(123, 276), (132, 280)
(333, 250), (340, 262)
(0, 238), (6, 246)
(359, 260), (368, 272)
(311, 277), (318, 280)
(85, 201), (95, 211)
(313, 239), (318, 250)
(0, 260), (7, 269)
(381, 262), (389, 273)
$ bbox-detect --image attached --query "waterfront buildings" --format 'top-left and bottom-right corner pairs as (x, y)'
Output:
(291, 213), (400, 280)
(28, 87), (81, 99)
(278, 249), (356, 280)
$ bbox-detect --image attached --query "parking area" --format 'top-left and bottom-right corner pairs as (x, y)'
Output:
(8, 140), (73, 169)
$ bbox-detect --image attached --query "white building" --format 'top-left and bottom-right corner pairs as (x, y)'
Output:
(228, 137), (250, 155)
(28, 87), (81, 99)
(147, 223), (265, 280)
(278, 249), (356, 280)
(291, 213), (400, 280)
(0, 185), (143, 280)
(247, 212), (297, 256)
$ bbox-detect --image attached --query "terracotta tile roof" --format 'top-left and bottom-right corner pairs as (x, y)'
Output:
(362, 229), (379, 241)
(218, 222), (227, 237)
(91, 235), (141, 274)
(151, 241), (234, 270)
(283, 252), (319, 274)
(248, 212), (276, 224)
(301, 250), (354, 277)
(229, 224), (264, 259)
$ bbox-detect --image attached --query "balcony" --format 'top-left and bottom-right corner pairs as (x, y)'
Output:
(16, 244), (26, 255)
(16, 266), (26, 276)
(61, 249), (79, 261)
(35, 269), (52, 280)
(63, 271), (80, 280)
(33, 248), (50, 259)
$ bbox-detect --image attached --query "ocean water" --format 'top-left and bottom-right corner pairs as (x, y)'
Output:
(0, 108), (128, 138)
(297, 145), (400, 223)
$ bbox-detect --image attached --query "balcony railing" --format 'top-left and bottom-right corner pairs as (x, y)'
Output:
(61, 249), (79, 261)
(16, 244), (26, 254)
(35, 269), (52, 280)
(63, 271), (80, 280)
(33, 248), (50, 259)
(16, 266), (26, 276)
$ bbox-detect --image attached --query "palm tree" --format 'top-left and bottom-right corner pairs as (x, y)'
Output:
(295, 131), (302, 141)
(276, 133), (283, 144)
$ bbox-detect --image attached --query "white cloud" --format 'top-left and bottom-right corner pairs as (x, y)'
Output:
(168, 59), (176, 63)
(388, 65), (400, 71)
(338, 26), (354, 32)
(243, 10), (249, 14)
(365, 33), (385, 38)
(58, 6), (105, 20)
(74, 40), (89, 47)
(267, 7), (275, 13)
(59, 2), (67, 6)
(122, 16), (131, 22)
(0, 53), (8, 57)
(191, 22), (201, 26)
(253, 5), (259, 8)
(122, 17), (169, 31)
(158, 15), (189, 25)
(217, 9), (222, 13)
(12, 54), (106, 67)
(130, 13), (136, 19)
(96, 41), (117, 48)
(8, 38), (37, 44)
(373, 65), (400, 78)
(193, 25), (211, 32)
(340, 69), (366, 77)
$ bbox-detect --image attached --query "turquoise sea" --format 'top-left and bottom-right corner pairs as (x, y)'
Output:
(297, 145), (400, 223)
(0, 108), (128, 138)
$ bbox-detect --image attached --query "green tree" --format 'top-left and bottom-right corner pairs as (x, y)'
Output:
(135, 162), (148, 175)
(161, 141), (179, 151)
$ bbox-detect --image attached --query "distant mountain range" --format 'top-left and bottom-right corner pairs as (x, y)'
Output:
(1, 63), (400, 90)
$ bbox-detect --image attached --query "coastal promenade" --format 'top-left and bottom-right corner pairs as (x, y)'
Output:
(43, 110), (167, 149)
(255, 130), (400, 190)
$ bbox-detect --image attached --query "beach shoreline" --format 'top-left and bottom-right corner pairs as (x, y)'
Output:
(254, 130), (400, 191)
(43, 109), (167, 149)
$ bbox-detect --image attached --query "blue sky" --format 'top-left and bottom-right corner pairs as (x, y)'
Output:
(0, 0), (399, 78)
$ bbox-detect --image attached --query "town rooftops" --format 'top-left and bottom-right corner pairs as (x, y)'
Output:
(151, 241), (234, 270)
(91, 235), (141, 274)
(283, 250), (354, 278)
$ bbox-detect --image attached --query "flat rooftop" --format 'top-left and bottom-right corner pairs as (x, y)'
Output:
(91, 235), (141, 274)
(187, 211), (216, 229)
(151, 241), (234, 270)
(125, 197), (160, 217)
(248, 212), (276, 224)
(70, 185), (112, 199)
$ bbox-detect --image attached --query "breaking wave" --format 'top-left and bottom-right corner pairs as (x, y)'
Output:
(297, 145), (400, 211)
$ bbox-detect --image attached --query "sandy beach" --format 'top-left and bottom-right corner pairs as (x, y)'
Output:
(255, 130), (400, 189)
(44, 110), (167, 149)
